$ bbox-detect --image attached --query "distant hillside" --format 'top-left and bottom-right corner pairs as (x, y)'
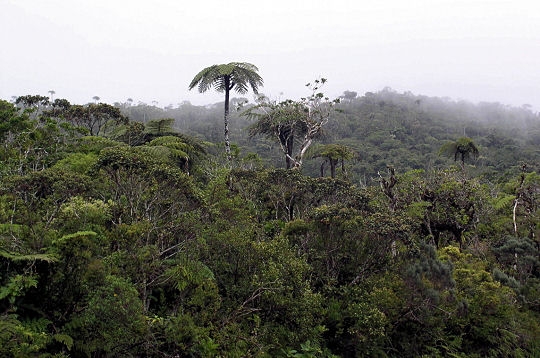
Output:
(116, 88), (540, 184)
(319, 88), (540, 184)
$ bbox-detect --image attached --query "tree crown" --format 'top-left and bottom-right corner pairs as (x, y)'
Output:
(188, 62), (263, 95)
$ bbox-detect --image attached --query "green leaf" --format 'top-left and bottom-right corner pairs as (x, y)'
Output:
(52, 231), (98, 246)
(0, 250), (57, 263)
(0, 274), (38, 303)
(53, 333), (74, 350)
(493, 193), (516, 210)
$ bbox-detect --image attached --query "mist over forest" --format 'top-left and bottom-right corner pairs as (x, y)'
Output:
(112, 86), (540, 182)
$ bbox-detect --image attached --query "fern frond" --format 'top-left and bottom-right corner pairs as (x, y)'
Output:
(54, 333), (74, 350)
(52, 231), (98, 246)
(164, 259), (215, 291)
(0, 250), (57, 262)
(138, 145), (174, 159)
(493, 194), (516, 210)
(188, 62), (263, 95)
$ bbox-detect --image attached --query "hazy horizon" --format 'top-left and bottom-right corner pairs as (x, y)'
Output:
(2, 0), (539, 111)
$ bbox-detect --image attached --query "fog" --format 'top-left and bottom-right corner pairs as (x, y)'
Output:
(2, 0), (539, 110)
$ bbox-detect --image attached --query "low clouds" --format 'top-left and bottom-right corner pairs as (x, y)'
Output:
(2, 0), (539, 109)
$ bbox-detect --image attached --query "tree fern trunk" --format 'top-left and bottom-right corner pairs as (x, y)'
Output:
(224, 88), (231, 161)
(330, 158), (337, 178)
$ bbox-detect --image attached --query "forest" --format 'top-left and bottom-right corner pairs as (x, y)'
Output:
(1, 71), (540, 357)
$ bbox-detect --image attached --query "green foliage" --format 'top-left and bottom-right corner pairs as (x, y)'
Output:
(62, 102), (128, 136)
(243, 79), (341, 169)
(166, 259), (214, 292)
(492, 236), (540, 287)
(311, 143), (355, 178)
(0, 274), (38, 305)
(2, 90), (540, 356)
(0, 315), (71, 357)
(439, 137), (480, 167)
(283, 340), (339, 358)
(56, 196), (112, 233)
(75, 135), (127, 154)
(188, 62), (263, 95)
(0, 250), (56, 263)
(144, 117), (176, 137)
(109, 120), (147, 146)
(66, 275), (146, 356)
(437, 246), (535, 357)
(52, 152), (97, 173)
(140, 134), (206, 174)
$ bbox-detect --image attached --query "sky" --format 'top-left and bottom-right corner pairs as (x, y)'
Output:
(2, 0), (540, 110)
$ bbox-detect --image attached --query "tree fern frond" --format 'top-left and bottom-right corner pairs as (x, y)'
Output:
(53, 231), (98, 246)
(0, 250), (57, 262)
(188, 65), (217, 91)
(138, 145), (176, 160)
(0, 274), (38, 301)
(164, 259), (215, 291)
(213, 76), (227, 92)
(148, 135), (182, 146)
(189, 62), (263, 95)
(144, 118), (175, 135)
(54, 333), (74, 350)
(233, 81), (249, 94)
(0, 223), (24, 236)
(493, 193), (517, 210)
(176, 133), (207, 155)
(148, 136), (192, 154)
(438, 141), (457, 156)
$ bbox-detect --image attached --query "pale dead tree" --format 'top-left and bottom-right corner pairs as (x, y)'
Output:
(244, 78), (340, 169)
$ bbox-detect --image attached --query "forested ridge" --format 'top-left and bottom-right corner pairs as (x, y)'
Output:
(1, 87), (539, 357)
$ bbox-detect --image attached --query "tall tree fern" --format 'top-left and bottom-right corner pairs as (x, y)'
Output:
(188, 62), (263, 160)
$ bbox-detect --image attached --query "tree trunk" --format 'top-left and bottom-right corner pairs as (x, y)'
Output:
(513, 198), (519, 235)
(294, 137), (313, 169)
(224, 87), (231, 161)
(286, 135), (294, 169)
(330, 158), (337, 178)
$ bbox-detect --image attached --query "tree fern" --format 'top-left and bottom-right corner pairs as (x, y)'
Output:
(189, 62), (263, 159)
(493, 193), (516, 210)
(141, 135), (206, 173)
(439, 137), (479, 167)
(145, 118), (176, 137)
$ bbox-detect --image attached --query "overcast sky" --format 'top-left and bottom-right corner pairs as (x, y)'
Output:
(2, 0), (539, 110)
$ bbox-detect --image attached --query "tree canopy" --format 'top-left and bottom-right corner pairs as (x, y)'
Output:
(1, 84), (539, 357)
(439, 136), (480, 168)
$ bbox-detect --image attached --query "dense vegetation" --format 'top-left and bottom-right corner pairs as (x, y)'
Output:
(1, 87), (539, 357)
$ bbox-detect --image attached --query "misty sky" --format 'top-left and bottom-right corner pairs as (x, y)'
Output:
(2, 0), (539, 110)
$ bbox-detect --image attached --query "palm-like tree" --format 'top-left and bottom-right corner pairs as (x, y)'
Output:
(312, 143), (355, 178)
(142, 135), (206, 175)
(439, 137), (479, 169)
(188, 62), (263, 160)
